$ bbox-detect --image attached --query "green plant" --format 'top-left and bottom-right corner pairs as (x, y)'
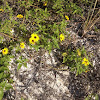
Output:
(85, 93), (99, 100)
(61, 47), (90, 75)
(0, 54), (13, 100)
(16, 56), (28, 71)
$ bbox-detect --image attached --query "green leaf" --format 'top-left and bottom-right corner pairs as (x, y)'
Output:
(0, 54), (2, 57)
(5, 83), (13, 90)
(21, 97), (24, 100)
(33, 45), (39, 51)
(0, 66), (9, 72)
(23, 63), (27, 68)
(0, 72), (3, 79)
(0, 88), (4, 100)
(4, 62), (9, 66)
(85, 97), (89, 100)
(0, 81), (6, 88)
(17, 63), (22, 71)
(45, 8), (47, 13)
(47, 43), (52, 52)
(8, 79), (14, 83)
(63, 57), (67, 63)
(95, 94), (99, 100)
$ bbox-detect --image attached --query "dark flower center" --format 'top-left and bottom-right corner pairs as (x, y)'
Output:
(85, 61), (88, 63)
(32, 40), (34, 42)
(34, 36), (36, 38)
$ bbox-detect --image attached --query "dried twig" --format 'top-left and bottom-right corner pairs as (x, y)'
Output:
(0, 32), (17, 40)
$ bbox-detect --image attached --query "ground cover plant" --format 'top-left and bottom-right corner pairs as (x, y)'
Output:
(0, 0), (100, 100)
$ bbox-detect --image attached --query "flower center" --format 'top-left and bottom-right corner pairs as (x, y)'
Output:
(85, 61), (88, 64)
(32, 40), (34, 42)
(34, 36), (36, 38)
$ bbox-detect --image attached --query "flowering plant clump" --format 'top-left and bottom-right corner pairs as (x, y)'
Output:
(60, 34), (65, 41)
(62, 47), (90, 75)
(17, 14), (24, 18)
(2, 48), (8, 55)
(82, 58), (90, 66)
(20, 42), (25, 49)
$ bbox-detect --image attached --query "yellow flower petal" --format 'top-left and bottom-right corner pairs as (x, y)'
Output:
(31, 33), (39, 42)
(17, 14), (24, 18)
(85, 70), (89, 73)
(20, 42), (25, 49)
(0, 9), (4, 12)
(2, 48), (8, 55)
(43, 1), (47, 6)
(60, 34), (65, 41)
(65, 15), (69, 20)
(82, 58), (89, 66)
(29, 37), (35, 44)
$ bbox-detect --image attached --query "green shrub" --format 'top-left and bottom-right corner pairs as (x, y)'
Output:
(62, 47), (90, 75)
(0, 54), (13, 100)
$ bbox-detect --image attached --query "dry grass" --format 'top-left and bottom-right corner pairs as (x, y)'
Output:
(83, 0), (100, 37)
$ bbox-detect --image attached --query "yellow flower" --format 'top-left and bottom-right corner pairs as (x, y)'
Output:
(82, 58), (89, 66)
(0, 9), (4, 12)
(17, 14), (24, 18)
(29, 37), (35, 44)
(77, 49), (81, 56)
(43, 1), (47, 6)
(20, 42), (25, 49)
(60, 34), (65, 41)
(31, 33), (39, 42)
(2, 48), (8, 55)
(65, 15), (69, 20)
